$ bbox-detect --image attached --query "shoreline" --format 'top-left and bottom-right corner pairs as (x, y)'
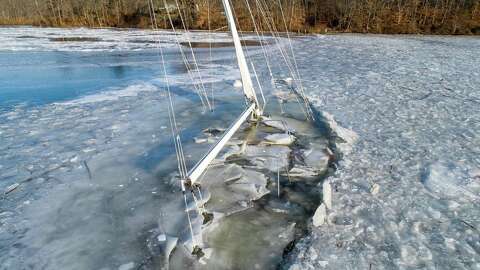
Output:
(1, 24), (479, 36)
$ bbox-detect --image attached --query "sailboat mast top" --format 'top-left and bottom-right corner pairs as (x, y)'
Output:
(221, 0), (262, 116)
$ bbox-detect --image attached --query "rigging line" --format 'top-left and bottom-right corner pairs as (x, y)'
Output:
(182, 180), (197, 246)
(177, 134), (189, 177)
(227, 1), (261, 110)
(188, 103), (256, 184)
(195, 186), (206, 214)
(276, 0), (314, 119)
(288, 1), (294, 32)
(251, 62), (267, 110)
(230, 0), (270, 109)
(244, 0), (274, 81)
(255, 0), (312, 119)
(277, 160), (280, 197)
(254, 0), (299, 81)
(148, 0), (186, 178)
(149, 0), (195, 247)
(258, 19), (311, 120)
(172, 0), (212, 111)
(277, 0), (304, 83)
(207, 0), (215, 110)
(243, 0), (279, 109)
(258, 0), (302, 83)
(256, 0), (297, 71)
(191, 186), (208, 217)
(171, 108), (186, 178)
(163, 0), (208, 112)
(229, 1), (261, 79)
(256, 4), (309, 120)
(229, 3), (252, 64)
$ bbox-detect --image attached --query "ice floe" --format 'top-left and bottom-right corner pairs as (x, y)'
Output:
(264, 133), (296, 145)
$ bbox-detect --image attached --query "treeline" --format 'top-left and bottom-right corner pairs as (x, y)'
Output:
(0, 0), (479, 34)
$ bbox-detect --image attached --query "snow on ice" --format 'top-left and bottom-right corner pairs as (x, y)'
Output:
(281, 34), (480, 269)
(1, 27), (479, 270)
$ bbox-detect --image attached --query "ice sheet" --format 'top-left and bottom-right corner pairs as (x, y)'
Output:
(2, 27), (479, 269)
(0, 49), (247, 269)
(0, 26), (272, 52)
(280, 34), (480, 269)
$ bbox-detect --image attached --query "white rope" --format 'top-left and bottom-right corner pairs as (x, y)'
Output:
(177, 135), (189, 177)
(255, 0), (313, 120)
(173, 0), (212, 111)
(148, 0), (187, 178)
(148, 0), (195, 247)
(254, 0), (296, 75)
(251, 62), (266, 110)
(243, 0), (275, 81)
(252, 0), (307, 116)
(276, 0), (314, 119)
(229, 3), (253, 67)
(191, 186), (208, 217)
(277, 160), (280, 197)
(163, 0), (209, 112)
(182, 180), (197, 247)
(207, 0), (215, 110)
(243, 0), (277, 110)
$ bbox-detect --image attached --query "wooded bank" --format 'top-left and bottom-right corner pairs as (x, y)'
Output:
(0, 0), (479, 34)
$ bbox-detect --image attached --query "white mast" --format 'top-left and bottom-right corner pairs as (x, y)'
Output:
(221, 0), (261, 116)
(186, 0), (263, 185)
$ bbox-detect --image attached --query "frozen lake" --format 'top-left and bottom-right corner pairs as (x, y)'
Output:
(1, 27), (480, 270)
(0, 27), (328, 269)
(0, 27), (252, 110)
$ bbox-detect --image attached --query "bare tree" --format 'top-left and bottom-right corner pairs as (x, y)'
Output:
(0, 0), (478, 34)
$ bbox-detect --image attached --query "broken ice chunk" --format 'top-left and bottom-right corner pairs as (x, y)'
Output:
(233, 80), (243, 88)
(147, 232), (178, 268)
(194, 137), (213, 144)
(193, 137), (208, 144)
(283, 77), (293, 86)
(226, 139), (244, 146)
(272, 90), (296, 103)
(243, 145), (290, 172)
(303, 146), (330, 174)
(157, 234), (167, 242)
(286, 146), (331, 179)
(370, 183), (380, 195)
(285, 165), (319, 179)
(321, 111), (358, 154)
(470, 168), (480, 179)
(200, 164), (270, 214)
(4, 183), (20, 194)
(322, 180), (332, 209)
(261, 117), (290, 132)
(217, 145), (242, 162)
(313, 204), (327, 227)
(118, 262), (134, 270)
(227, 177), (269, 201)
(199, 247), (213, 265)
(264, 133), (296, 145)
